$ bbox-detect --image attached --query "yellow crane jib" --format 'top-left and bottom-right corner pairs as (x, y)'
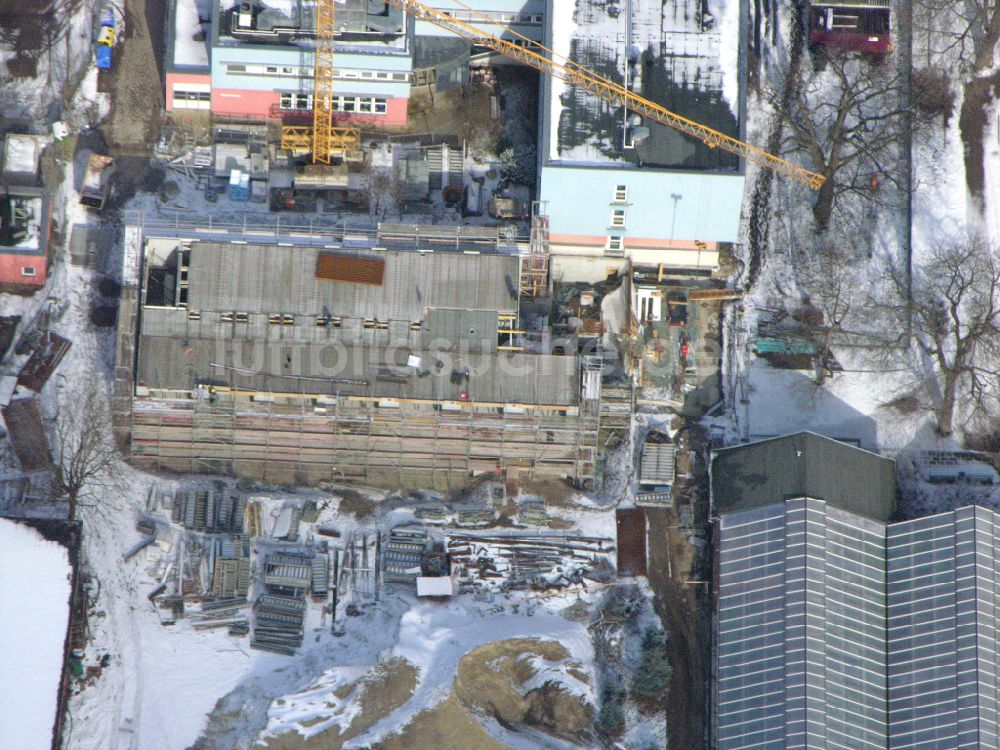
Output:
(383, 0), (826, 190)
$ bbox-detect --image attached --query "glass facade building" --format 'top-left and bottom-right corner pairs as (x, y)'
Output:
(716, 498), (888, 749)
(716, 500), (1000, 750)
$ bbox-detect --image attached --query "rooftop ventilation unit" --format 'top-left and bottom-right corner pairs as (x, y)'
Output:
(237, 2), (255, 29)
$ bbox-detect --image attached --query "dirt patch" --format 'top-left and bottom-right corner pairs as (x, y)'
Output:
(646, 506), (711, 749)
(334, 489), (378, 520)
(519, 478), (577, 506)
(377, 693), (511, 750)
(100, 0), (165, 152)
(454, 638), (592, 741)
(255, 658), (418, 750)
(402, 81), (501, 144)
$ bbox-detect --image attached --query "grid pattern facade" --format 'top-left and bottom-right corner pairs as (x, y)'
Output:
(716, 501), (1000, 750)
(716, 498), (887, 749)
(887, 506), (1000, 749)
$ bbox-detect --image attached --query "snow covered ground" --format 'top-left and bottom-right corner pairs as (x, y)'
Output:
(0, 519), (72, 750)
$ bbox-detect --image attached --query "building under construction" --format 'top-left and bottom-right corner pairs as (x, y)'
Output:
(120, 230), (605, 490)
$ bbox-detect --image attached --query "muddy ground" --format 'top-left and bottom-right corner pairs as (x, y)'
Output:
(101, 0), (165, 152)
(645, 423), (713, 750)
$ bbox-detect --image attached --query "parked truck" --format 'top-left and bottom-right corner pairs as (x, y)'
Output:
(80, 154), (115, 210)
(96, 7), (115, 70)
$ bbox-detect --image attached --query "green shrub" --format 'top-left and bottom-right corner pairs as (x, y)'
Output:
(630, 628), (672, 710)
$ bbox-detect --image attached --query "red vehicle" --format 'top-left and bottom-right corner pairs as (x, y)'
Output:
(808, 0), (892, 55)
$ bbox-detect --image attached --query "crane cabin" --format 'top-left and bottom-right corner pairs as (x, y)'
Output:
(808, 0), (891, 55)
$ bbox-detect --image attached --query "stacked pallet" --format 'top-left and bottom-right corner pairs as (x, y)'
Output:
(251, 593), (306, 655)
(383, 527), (428, 583)
(212, 558), (252, 599)
(311, 554), (329, 600)
(172, 488), (246, 533)
(263, 553), (311, 594)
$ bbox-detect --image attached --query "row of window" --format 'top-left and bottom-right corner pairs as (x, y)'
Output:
(172, 90), (212, 111)
(226, 63), (410, 82)
(279, 93), (388, 114)
(439, 9), (543, 24)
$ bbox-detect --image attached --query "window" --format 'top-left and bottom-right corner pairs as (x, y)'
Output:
(316, 315), (342, 328)
(221, 312), (234, 323)
(20, 266), (35, 277)
(281, 66), (294, 74)
(281, 94), (390, 115)
(172, 86), (211, 110)
(613, 184), (628, 202)
(235, 312), (249, 323)
(607, 236), (624, 253)
(188, 310), (201, 321)
(266, 66), (278, 73)
(279, 93), (312, 110)
(227, 63), (246, 72)
(611, 208), (626, 227)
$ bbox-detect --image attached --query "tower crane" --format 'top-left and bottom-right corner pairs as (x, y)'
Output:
(279, 0), (362, 162)
(282, 0), (826, 188)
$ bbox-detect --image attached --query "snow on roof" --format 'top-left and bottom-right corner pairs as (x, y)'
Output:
(174, 0), (211, 67)
(0, 195), (44, 251)
(2, 134), (43, 176)
(547, 0), (739, 169)
(912, 452), (1000, 484)
(415, 575), (454, 596)
(0, 518), (72, 749)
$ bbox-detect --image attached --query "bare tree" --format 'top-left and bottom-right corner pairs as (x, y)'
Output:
(774, 53), (909, 229)
(52, 380), (122, 521)
(874, 237), (1000, 437)
(912, 0), (1000, 73)
(796, 242), (867, 384)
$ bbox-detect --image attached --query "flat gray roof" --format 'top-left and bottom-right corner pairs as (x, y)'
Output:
(178, 241), (519, 322)
(711, 431), (897, 522)
(137, 335), (580, 405)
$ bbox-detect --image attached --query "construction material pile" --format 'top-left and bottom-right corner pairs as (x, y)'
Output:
(447, 532), (614, 594)
(172, 487), (246, 534)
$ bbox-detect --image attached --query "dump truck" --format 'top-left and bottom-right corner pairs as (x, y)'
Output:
(80, 154), (114, 209)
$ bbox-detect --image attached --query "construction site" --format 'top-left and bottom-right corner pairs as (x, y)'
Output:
(0, 0), (773, 742)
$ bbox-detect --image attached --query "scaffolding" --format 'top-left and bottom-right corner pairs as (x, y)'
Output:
(521, 202), (550, 301)
(130, 394), (600, 491)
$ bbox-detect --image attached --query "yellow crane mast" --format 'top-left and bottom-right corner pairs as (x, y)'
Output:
(311, 0), (337, 163)
(279, 0), (361, 162)
(383, 0), (825, 189)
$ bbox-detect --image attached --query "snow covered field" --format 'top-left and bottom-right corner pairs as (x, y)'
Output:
(0, 519), (72, 750)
